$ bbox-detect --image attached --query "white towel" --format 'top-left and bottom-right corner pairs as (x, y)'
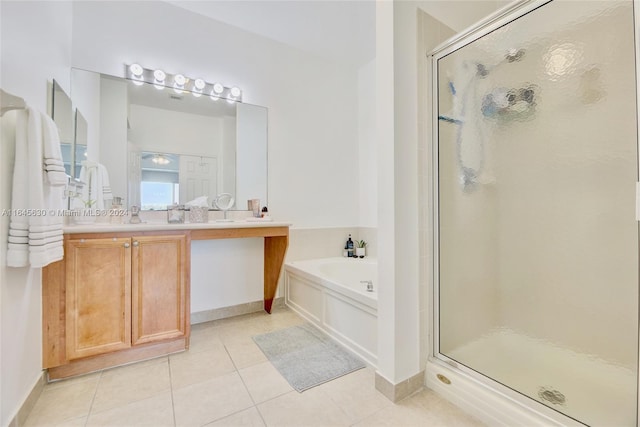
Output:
(7, 109), (31, 267)
(28, 229), (62, 240)
(8, 235), (28, 244)
(77, 161), (112, 210)
(42, 112), (67, 187)
(6, 107), (65, 268)
(9, 229), (28, 237)
(98, 164), (113, 204)
(29, 234), (63, 247)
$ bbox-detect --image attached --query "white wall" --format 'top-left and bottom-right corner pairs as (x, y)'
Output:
(222, 116), (237, 198)
(71, 0), (359, 228)
(0, 2), (72, 425)
(236, 103), (268, 209)
(70, 1), (360, 314)
(358, 59), (377, 227)
(128, 105), (223, 158)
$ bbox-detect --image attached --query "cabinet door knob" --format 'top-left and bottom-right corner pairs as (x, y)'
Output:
(133, 241), (139, 247)
(124, 242), (130, 248)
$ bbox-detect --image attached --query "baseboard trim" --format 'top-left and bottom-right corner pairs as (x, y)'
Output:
(375, 370), (425, 403)
(47, 338), (186, 380)
(191, 297), (285, 324)
(8, 371), (46, 427)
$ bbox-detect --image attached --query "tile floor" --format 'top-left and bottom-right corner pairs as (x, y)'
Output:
(24, 307), (485, 427)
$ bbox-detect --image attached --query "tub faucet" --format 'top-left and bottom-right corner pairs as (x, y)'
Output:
(360, 280), (374, 292)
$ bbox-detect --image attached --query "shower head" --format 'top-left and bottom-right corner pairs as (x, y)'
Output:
(473, 49), (524, 78)
(506, 48), (525, 63)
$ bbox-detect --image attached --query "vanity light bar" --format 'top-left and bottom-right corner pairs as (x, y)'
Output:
(125, 64), (242, 102)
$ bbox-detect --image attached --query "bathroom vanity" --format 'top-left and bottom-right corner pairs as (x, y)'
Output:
(42, 221), (289, 380)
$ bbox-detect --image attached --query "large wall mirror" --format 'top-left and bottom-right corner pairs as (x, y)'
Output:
(69, 68), (268, 210)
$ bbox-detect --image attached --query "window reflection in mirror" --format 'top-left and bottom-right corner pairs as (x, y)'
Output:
(139, 152), (179, 210)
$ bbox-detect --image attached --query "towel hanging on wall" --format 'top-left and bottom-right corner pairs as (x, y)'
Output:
(6, 105), (65, 268)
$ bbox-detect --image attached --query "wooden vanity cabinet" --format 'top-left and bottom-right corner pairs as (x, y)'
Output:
(65, 237), (132, 360)
(131, 235), (188, 345)
(43, 231), (190, 379)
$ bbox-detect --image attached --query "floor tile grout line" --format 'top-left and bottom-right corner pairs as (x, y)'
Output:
(223, 343), (270, 426)
(83, 370), (103, 426)
(168, 356), (178, 427)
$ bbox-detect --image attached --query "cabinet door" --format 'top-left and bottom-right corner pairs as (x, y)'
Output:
(131, 234), (187, 345)
(66, 238), (132, 360)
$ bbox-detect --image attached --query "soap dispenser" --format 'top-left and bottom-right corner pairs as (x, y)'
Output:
(346, 234), (354, 258)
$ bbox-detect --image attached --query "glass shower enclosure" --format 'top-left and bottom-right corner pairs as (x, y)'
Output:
(432, 0), (638, 425)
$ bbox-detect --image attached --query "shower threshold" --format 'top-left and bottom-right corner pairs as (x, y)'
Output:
(442, 328), (636, 426)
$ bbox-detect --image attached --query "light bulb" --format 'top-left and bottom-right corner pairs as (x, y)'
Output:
(194, 79), (205, 91)
(174, 74), (186, 86)
(152, 154), (170, 165)
(129, 63), (143, 77)
(153, 69), (166, 83)
(212, 83), (224, 94)
(210, 93), (219, 101)
(230, 87), (241, 98)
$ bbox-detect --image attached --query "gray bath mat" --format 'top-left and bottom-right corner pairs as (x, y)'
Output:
(252, 323), (366, 392)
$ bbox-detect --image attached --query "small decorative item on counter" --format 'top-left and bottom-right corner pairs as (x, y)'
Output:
(261, 206), (269, 218)
(185, 196), (210, 223)
(215, 193), (235, 222)
(110, 196), (123, 224)
(188, 206), (208, 223)
(248, 199), (260, 217)
(167, 204), (185, 223)
(73, 197), (97, 225)
(356, 240), (367, 258)
(129, 205), (142, 224)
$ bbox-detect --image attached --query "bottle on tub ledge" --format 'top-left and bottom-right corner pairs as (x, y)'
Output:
(346, 234), (355, 258)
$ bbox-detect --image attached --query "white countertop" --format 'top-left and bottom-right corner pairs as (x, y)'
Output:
(63, 220), (291, 234)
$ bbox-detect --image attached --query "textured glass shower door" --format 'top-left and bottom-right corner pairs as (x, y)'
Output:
(435, 1), (638, 425)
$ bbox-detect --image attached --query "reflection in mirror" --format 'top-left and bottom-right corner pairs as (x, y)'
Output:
(51, 80), (73, 176)
(72, 109), (87, 178)
(70, 68), (268, 211)
(139, 151), (179, 210)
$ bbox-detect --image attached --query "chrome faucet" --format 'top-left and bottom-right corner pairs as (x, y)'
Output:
(360, 280), (374, 292)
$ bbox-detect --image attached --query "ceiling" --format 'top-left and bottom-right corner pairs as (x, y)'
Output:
(166, 0), (376, 67)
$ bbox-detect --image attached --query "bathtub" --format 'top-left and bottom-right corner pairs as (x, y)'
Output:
(284, 257), (377, 366)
